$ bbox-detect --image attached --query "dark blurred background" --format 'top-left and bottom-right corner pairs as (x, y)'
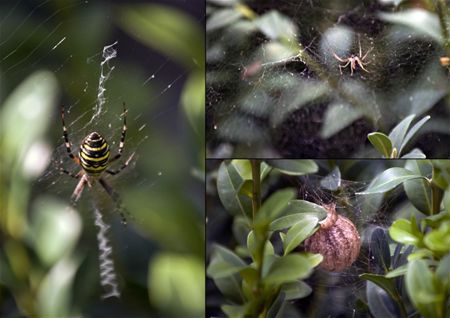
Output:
(0, 0), (204, 317)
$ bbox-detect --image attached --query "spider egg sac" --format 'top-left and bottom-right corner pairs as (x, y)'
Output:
(304, 203), (361, 272)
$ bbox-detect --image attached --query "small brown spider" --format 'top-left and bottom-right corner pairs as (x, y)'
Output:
(332, 38), (373, 76)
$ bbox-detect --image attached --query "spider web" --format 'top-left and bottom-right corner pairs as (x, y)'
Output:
(206, 0), (450, 158)
(0, 0), (202, 302)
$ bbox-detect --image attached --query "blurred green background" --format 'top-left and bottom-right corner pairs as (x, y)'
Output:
(0, 1), (204, 317)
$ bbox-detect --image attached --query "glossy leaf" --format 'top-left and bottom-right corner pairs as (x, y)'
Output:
(360, 274), (398, 303)
(403, 160), (433, 214)
(282, 200), (328, 219)
(207, 8), (243, 32)
(263, 254), (314, 285)
(401, 148), (426, 159)
(270, 213), (320, 231)
(266, 160), (318, 176)
(320, 102), (363, 138)
(356, 167), (427, 195)
(253, 10), (297, 41)
(389, 219), (421, 246)
(283, 217), (318, 255)
(385, 265), (408, 278)
(217, 161), (252, 216)
(367, 132), (393, 158)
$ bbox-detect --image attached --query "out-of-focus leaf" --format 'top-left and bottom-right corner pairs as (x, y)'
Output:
(149, 253), (204, 317)
(217, 114), (267, 143)
(403, 160), (433, 214)
(37, 257), (80, 318)
(436, 252), (450, 289)
(385, 264), (408, 278)
(256, 188), (296, 225)
(118, 4), (203, 69)
(271, 79), (329, 126)
(207, 244), (247, 279)
(389, 219), (421, 246)
(320, 103), (363, 139)
(356, 167), (427, 195)
(30, 198), (81, 266)
(280, 281), (312, 300)
(222, 304), (246, 318)
(207, 8), (243, 32)
(263, 254), (314, 285)
(379, 9), (444, 44)
(253, 10), (297, 41)
(0, 71), (57, 166)
(216, 161), (252, 216)
(240, 89), (274, 118)
(406, 260), (444, 318)
(208, 0), (240, 6)
(367, 132), (393, 158)
(182, 71), (205, 141)
(366, 281), (401, 318)
(283, 217), (318, 255)
(424, 226), (450, 252)
(266, 160), (318, 176)
(247, 231), (274, 261)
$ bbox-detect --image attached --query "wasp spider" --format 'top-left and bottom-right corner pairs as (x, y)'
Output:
(60, 105), (134, 224)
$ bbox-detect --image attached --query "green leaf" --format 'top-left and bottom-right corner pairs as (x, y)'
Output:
(181, 71), (205, 141)
(221, 304), (246, 318)
(403, 160), (433, 214)
(388, 114), (415, 155)
(356, 167), (427, 195)
(424, 226), (450, 252)
(207, 245), (247, 279)
(256, 188), (296, 224)
(118, 4), (203, 69)
(401, 148), (426, 159)
(280, 281), (312, 300)
(216, 161), (252, 216)
(266, 160), (318, 176)
(379, 9), (444, 44)
(366, 281), (401, 318)
(389, 219), (421, 246)
(400, 115), (430, 154)
(367, 132), (393, 158)
(264, 254), (314, 285)
(283, 218), (318, 255)
(406, 260), (444, 318)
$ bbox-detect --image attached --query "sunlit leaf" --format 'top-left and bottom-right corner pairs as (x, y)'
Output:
(283, 217), (318, 255)
(403, 160), (433, 214)
(388, 114), (415, 154)
(400, 115), (430, 154)
(256, 188), (296, 224)
(389, 219), (421, 246)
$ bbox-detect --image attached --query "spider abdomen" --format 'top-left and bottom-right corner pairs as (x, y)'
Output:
(79, 132), (110, 175)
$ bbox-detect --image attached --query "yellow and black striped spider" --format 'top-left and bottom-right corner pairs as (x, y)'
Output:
(60, 105), (134, 224)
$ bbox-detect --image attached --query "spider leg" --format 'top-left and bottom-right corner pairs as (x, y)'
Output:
(338, 61), (351, 75)
(61, 106), (80, 165)
(332, 51), (347, 63)
(106, 152), (135, 176)
(357, 59), (370, 73)
(361, 47), (373, 61)
(108, 103), (127, 164)
(60, 168), (81, 179)
(71, 174), (88, 205)
(98, 178), (128, 225)
(358, 35), (362, 58)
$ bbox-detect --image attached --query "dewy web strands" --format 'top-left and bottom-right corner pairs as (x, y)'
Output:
(90, 41), (118, 124)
